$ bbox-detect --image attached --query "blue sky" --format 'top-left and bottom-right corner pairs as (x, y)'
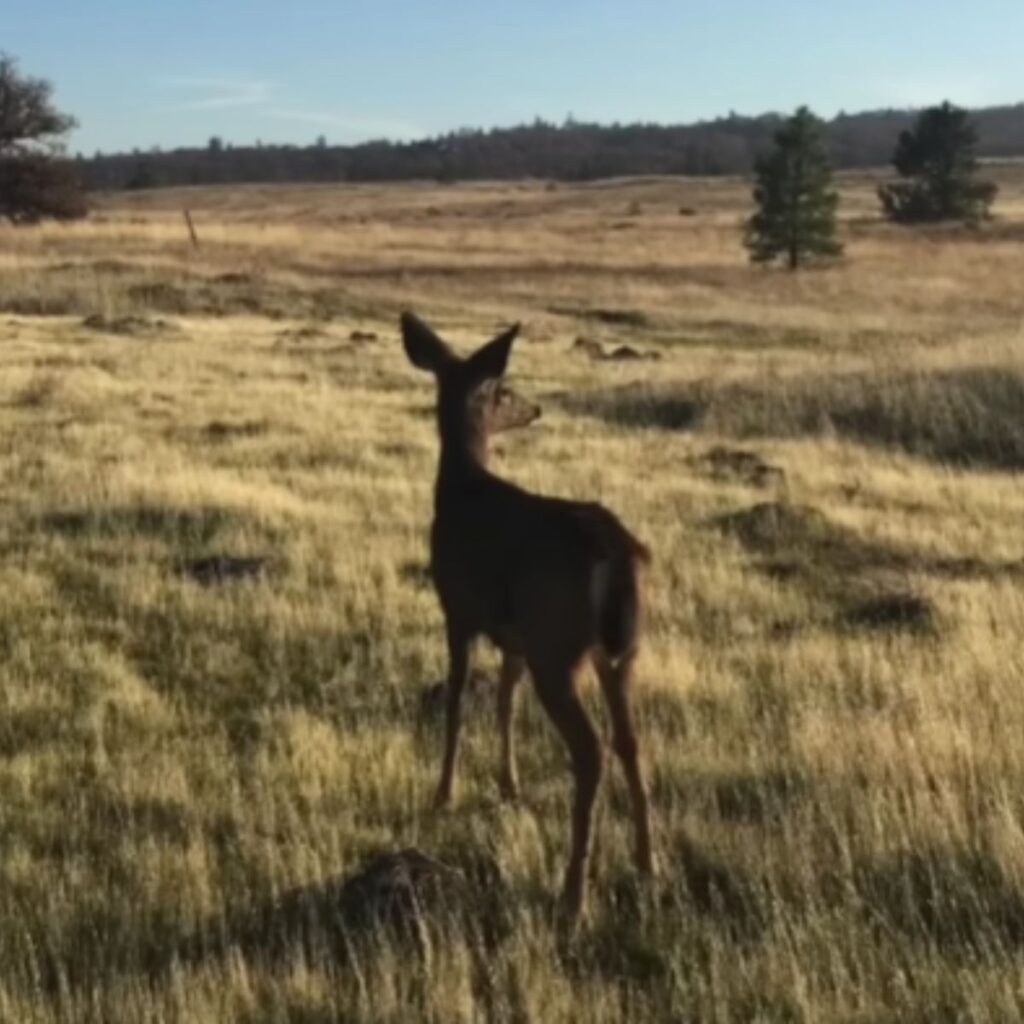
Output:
(6, 1), (1024, 154)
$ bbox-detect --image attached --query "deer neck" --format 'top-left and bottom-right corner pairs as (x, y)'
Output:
(436, 407), (491, 492)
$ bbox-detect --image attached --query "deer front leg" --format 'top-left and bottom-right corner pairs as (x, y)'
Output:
(496, 653), (526, 801)
(435, 622), (472, 809)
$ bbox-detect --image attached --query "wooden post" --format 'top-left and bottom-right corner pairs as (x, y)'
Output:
(183, 209), (200, 249)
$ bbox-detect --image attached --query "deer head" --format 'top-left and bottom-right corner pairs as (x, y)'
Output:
(401, 313), (541, 462)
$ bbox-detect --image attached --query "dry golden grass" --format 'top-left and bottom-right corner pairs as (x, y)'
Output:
(1, 168), (1024, 1021)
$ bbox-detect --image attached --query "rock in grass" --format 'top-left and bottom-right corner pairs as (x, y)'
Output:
(178, 555), (270, 586)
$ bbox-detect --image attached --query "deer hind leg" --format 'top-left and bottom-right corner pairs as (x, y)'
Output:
(497, 653), (527, 801)
(595, 650), (655, 877)
(531, 662), (603, 922)
(435, 621), (472, 809)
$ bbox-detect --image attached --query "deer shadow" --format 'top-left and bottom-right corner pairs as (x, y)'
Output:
(34, 848), (512, 999)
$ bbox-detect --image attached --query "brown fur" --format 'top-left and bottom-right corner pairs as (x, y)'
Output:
(401, 311), (655, 923)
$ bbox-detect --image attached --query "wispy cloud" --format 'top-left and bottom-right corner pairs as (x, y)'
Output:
(154, 77), (419, 141)
(159, 76), (275, 111)
(269, 107), (422, 140)
(874, 73), (1003, 110)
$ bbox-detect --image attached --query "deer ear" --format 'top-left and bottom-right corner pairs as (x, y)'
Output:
(466, 323), (520, 382)
(401, 312), (454, 373)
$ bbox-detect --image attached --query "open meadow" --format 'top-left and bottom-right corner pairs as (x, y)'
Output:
(2, 167), (1024, 1022)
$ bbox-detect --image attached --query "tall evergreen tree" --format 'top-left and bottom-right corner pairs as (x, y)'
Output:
(745, 107), (841, 270)
(878, 102), (997, 224)
(0, 53), (86, 223)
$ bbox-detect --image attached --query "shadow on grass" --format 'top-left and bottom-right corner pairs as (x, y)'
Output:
(564, 382), (704, 431)
(718, 499), (1024, 591)
(0, 705), (76, 759)
(34, 848), (512, 997)
(716, 501), (941, 636)
(579, 831), (766, 986)
(562, 365), (1024, 471)
(42, 505), (237, 546)
(707, 768), (809, 826)
(547, 304), (652, 328)
(854, 846), (1024, 957)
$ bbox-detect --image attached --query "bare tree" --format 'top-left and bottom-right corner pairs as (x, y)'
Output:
(0, 53), (86, 223)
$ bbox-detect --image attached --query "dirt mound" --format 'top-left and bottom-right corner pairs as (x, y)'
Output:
(571, 337), (662, 362)
(178, 555), (270, 586)
(717, 502), (835, 552)
(695, 447), (786, 488)
(82, 314), (177, 337)
(572, 336), (606, 358)
(607, 345), (662, 362)
(213, 271), (259, 286)
(277, 324), (328, 343)
(216, 848), (510, 965)
(335, 849), (494, 934)
(203, 420), (268, 441)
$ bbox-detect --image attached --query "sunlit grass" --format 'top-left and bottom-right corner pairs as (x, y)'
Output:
(0, 171), (1023, 1020)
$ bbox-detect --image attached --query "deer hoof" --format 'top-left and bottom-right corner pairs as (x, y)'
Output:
(562, 866), (587, 926)
(498, 778), (520, 803)
(636, 836), (657, 877)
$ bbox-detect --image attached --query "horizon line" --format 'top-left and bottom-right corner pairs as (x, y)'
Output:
(73, 95), (1024, 159)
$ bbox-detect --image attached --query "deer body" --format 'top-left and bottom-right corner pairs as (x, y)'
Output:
(434, 463), (639, 635)
(402, 312), (654, 922)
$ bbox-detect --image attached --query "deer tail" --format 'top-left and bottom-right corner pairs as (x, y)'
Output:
(592, 551), (646, 662)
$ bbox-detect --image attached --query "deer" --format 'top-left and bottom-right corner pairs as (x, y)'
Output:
(400, 311), (654, 923)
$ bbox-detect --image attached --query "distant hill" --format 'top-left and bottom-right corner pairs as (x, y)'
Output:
(78, 103), (1024, 192)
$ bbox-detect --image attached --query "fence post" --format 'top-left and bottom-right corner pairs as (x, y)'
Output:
(183, 209), (200, 249)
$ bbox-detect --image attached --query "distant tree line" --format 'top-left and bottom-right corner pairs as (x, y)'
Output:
(0, 49), (1013, 244)
(77, 103), (1024, 192)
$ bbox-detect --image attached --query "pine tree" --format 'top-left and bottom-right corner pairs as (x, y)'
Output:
(745, 107), (841, 270)
(878, 101), (997, 224)
(0, 53), (86, 223)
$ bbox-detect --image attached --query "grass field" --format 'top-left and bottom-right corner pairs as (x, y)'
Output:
(1, 167), (1024, 1022)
